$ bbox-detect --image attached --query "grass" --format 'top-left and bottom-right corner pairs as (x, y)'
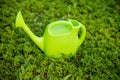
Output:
(0, 0), (120, 80)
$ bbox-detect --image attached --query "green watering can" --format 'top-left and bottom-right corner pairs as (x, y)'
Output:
(16, 11), (86, 58)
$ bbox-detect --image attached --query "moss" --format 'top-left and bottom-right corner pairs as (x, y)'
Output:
(0, 0), (120, 79)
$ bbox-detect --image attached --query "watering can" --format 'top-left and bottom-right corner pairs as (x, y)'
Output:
(16, 11), (86, 58)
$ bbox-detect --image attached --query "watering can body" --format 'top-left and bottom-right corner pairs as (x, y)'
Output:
(16, 11), (86, 58)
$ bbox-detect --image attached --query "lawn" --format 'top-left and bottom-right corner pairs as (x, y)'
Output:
(0, 0), (120, 80)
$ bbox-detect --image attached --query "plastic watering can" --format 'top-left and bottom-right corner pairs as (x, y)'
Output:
(16, 11), (86, 58)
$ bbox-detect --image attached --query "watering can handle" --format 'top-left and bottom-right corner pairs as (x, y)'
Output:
(78, 24), (86, 46)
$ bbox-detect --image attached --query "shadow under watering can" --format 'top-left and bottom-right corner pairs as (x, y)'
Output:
(16, 11), (86, 58)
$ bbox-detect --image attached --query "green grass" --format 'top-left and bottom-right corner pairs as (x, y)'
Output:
(0, 0), (120, 80)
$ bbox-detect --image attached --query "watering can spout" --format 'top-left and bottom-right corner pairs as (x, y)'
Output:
(16, 11), (44, 51)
